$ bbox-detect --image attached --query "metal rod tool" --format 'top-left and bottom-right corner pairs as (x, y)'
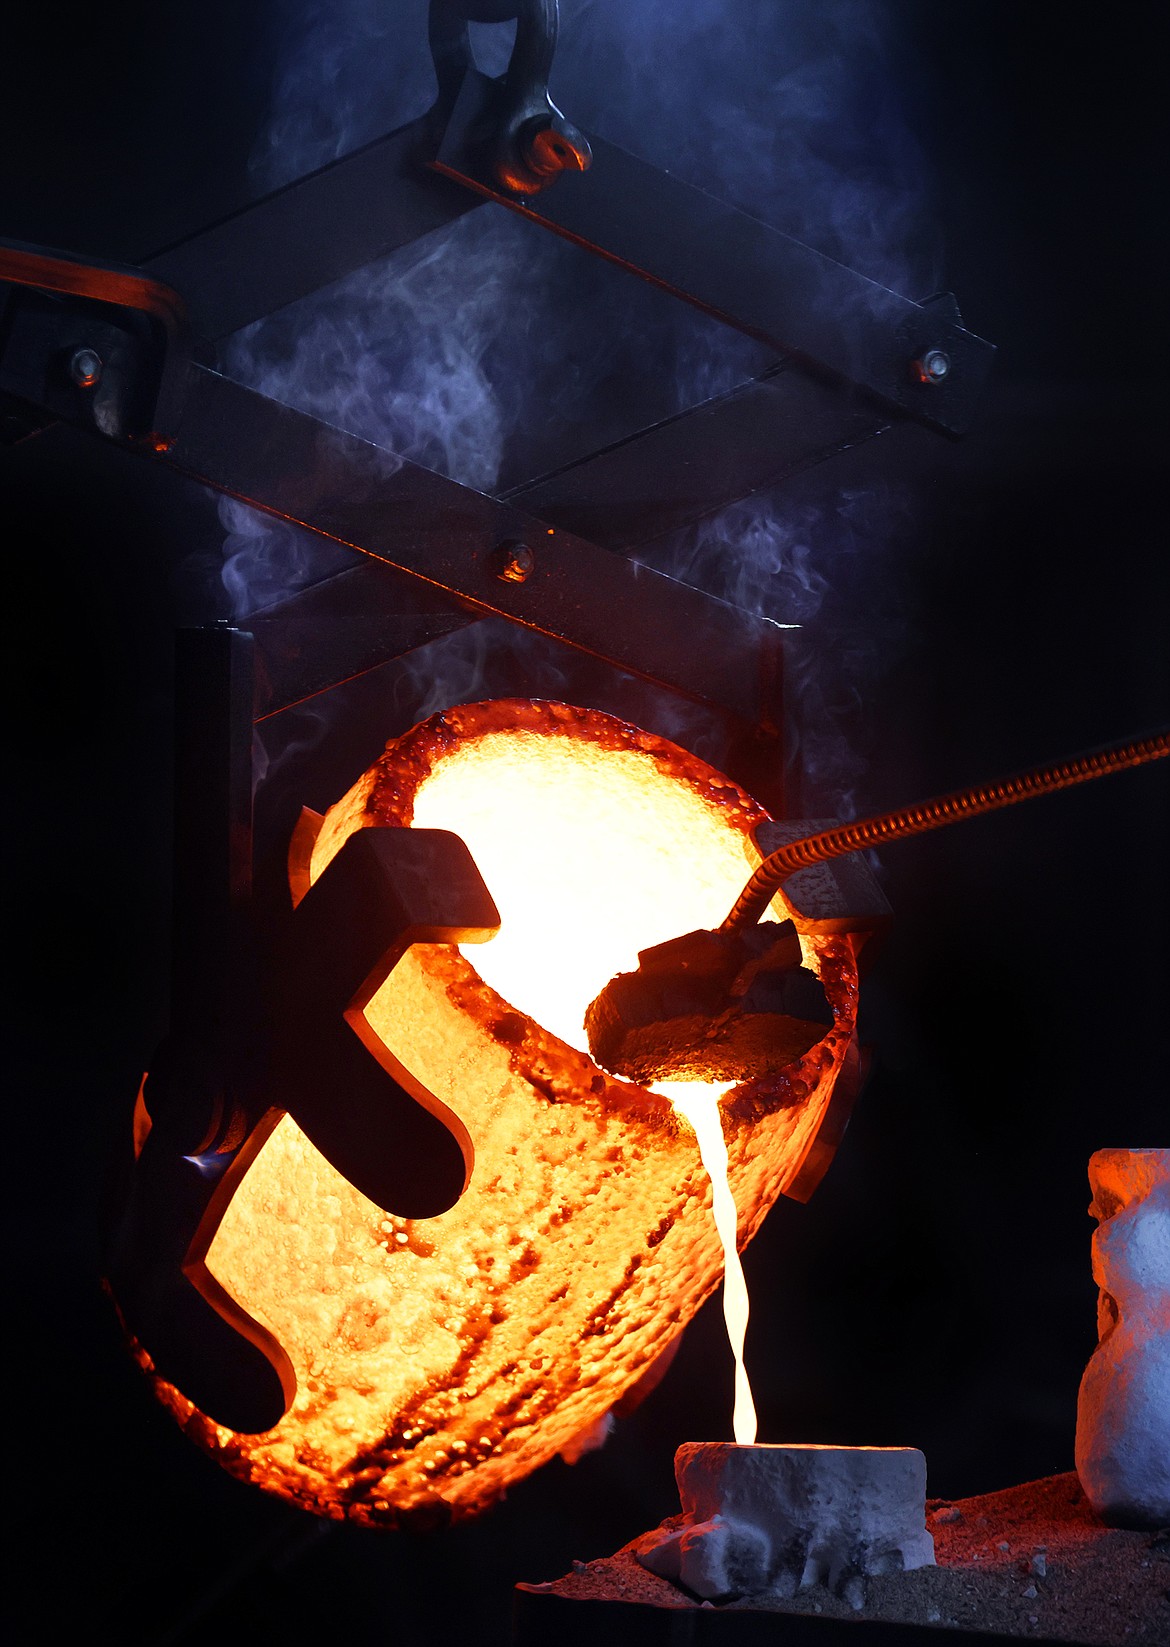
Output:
(585, 731), (1170, 1085)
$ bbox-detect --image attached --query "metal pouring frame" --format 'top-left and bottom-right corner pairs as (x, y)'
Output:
(0, 0), (987, 1433)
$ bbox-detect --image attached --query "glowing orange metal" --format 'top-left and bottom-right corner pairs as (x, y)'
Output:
(142, 702), (863, 1526)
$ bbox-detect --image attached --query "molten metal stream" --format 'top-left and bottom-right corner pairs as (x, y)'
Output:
(658, 1081), (757, 1443)
(726, 730), (1170, 930)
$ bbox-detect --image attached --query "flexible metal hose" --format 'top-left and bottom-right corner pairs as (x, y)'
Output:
(722, 730), (1170, 933)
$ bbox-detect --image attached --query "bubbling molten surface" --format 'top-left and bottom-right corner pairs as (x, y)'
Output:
(149, 702), (855, 1526)
(409, 728), (757, 1067)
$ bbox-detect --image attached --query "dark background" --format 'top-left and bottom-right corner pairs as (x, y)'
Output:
(3, 3), (1167, 1643)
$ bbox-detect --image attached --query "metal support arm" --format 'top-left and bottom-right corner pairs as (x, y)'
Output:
(434, 68), (993, 437)
(0, 252), (787, 723)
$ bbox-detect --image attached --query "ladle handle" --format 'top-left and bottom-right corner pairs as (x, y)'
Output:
(722, 729), (1170, 933)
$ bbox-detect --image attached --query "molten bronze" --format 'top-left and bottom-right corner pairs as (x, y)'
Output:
(137, 700), (866, 1527)
(585, 922), (834, 1087)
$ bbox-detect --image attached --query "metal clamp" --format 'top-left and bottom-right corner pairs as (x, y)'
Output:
(278, 825), (501, 1218)
(429, 0), (590, 194)
(0, 239), (191, 449)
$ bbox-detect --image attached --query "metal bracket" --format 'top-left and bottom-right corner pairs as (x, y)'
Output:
(0, 3), (996, 743)
(113, 624), (502, 1433)
(0, 242), (786, 724)
(0, 239), (190, 448)
(429, 0), (591, 194)
(433, 66), (994, 437)
(137, 0), (589, 339)
(106, 1104), (297, 1435)
(277, 825), (500, 1217)
(116, 821), (502, 1436)
(166, 364), (788, 722)
(133, 11), (992, 448)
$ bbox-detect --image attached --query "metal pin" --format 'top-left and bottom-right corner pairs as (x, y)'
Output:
(492, 540), (536, 583)
(68, 346), (103, 388)
(912, 348), (951, 384)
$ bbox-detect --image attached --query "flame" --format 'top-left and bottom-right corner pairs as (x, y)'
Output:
(148, 702), (857, 1525)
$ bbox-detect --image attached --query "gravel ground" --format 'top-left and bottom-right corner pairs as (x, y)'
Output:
(523, 1472), (1169, 1644)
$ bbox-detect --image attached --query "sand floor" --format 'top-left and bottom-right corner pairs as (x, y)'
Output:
(521, 1472), (1169, 1644)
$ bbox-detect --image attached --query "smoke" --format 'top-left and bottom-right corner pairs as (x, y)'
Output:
(250, 0), (939, 296)
(220, 0), (936, 814)
(252, 704), (332, 801)
(649, 497), (830, 627)
(220, 502), (353, 619)
(566, 0), (938, 297)
(388, 620), (569, 726)
(775, 483), (918, 819)
(638, 479), (918, 817)
(249, 0), (434, 189)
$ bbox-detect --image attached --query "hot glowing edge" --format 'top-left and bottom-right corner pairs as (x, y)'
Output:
(655, 1082), (758, 1445)
(189, 708), (812, 1522)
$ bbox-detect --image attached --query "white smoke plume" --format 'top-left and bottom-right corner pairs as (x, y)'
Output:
(219, 0), (937, 814)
